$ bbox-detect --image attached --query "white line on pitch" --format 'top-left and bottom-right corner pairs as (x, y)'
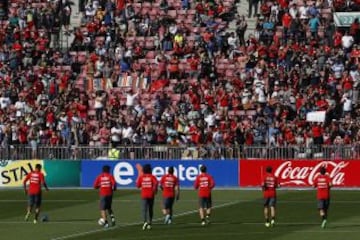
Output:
(50, 200), (241, 240)
(180, 222), (360, 226)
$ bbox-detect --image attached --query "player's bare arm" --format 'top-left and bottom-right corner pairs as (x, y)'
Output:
(175, 185), (180, 201)
(44, 182), (49, 191)
(23, 181), (28, 195)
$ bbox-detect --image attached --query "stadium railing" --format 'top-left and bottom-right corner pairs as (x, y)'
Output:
(0, 144), (359, 160)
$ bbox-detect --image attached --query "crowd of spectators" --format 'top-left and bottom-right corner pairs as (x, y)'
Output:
(0, 0), (360, 159)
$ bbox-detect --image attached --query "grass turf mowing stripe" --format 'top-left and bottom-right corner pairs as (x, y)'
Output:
(0, 221), (95, 225)
(100, 230), (360, 240)
(50, 200), (241, 240)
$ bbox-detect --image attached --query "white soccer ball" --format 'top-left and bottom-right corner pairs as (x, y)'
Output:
(98, 218), (106, 226)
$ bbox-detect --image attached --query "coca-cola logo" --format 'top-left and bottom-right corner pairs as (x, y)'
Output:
(274, 161), (349, 186)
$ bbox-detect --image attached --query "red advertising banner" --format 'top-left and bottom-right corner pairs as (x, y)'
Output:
(239, 160), (360, 187)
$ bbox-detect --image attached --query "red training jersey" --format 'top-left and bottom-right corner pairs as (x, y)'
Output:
(94, 173), (116, 196)
(136, 173), (158, 199)
(262, 173), (278, 198)
(160, 174), (179, 198)
(314, 174), (332, 199)
(23, 171), (46, 195)
(194, 173), (215, 198)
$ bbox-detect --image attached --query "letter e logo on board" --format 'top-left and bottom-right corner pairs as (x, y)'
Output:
(113, 162), (134, 185)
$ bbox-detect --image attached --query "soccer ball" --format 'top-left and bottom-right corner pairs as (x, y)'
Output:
(98, 218), (106, 226)
(41, 214), (49, 222)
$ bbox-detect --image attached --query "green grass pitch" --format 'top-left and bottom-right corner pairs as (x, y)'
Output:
(0, 189), (360, 240)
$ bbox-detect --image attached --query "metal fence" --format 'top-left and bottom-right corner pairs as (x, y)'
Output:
(0, 144), (360, 160)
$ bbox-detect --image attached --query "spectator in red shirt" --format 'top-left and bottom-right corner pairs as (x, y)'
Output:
(94, 165), (117, 228)
(168, 55), (180, 79)
(342, 72), (353, 91)
(12, 40), (23, 52)
(23, 164), (49, 224)
(187, 53), (200, 78)
(194, 165), (215, 226)
(217, 2), (225, 16)
(18, 121), (28, 144)
(333, 29), (343, 48)
(316, 95), (329, 111)
(77, 100), (88, 121)
(136, 164), (158, 230)
(282, 10), (292, 42)
(99, 123), (111, 145)
(312, 123), (323, 145)
(50, 131), (61, 145)
(313, 167), (332, 228)
(262, 166), (279, 227)
(195, 1), (205, 14)
(160, 166), (180, 224)
(245, 129), (254, 145)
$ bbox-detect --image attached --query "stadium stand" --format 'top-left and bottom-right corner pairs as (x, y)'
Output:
(0, 0), (360, 160)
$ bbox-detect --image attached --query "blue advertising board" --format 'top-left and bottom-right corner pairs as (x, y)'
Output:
(81, 160), (238, 188)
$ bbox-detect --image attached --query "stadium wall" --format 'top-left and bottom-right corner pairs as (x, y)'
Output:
(0, 160), (80, 187)
(80, 160), (239, 188)
(239, 159), (360, 188)
(2, 159), (360, 188)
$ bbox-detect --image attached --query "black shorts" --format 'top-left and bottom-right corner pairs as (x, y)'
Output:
(199, 196), (212, 209)
(28, 194), (42, 208)
(264, 197), (276, 207)
(100, 195), (113, 210)
(163, 197), (175, 210)
(318, 199), (330, 210)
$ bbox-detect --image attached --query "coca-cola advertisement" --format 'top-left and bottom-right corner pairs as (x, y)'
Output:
(239, 160), (360, 187)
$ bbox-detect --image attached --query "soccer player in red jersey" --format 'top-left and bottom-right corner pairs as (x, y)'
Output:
(23, 164), (49, 224)
(160, 166), (180, 224)
(262, 166), (279, 227)
(313, 166), (332, 228)
(94, 165), (117, 228)
(136, 164), (158, 230)
(194, 165), (215, 226)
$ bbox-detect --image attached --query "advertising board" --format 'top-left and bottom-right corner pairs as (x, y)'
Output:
(239, 159), (360, 187)
(81, 160), (239, 187)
